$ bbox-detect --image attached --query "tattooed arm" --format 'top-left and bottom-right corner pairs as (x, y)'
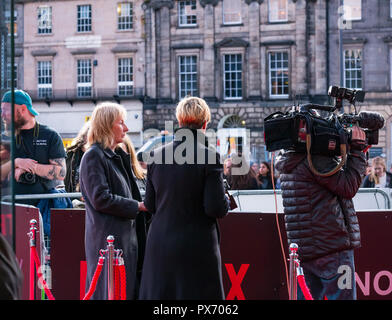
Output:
(31, 158), (66, 181)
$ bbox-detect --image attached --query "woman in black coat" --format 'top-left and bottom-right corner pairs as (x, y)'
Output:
(80, 102), (147, 300)
(139, 97), (230, 300)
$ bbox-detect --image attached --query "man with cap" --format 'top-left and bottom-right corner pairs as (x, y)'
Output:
(1, 89), (66, 206)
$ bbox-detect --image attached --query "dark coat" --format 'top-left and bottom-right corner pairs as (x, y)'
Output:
(80, 143), (143, 300)
(139, 130), (230, 300)
(275, 150), (366, 262)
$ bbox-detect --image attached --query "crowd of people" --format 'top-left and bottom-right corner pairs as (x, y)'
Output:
(223, 156), (279, 190)
(0, 88), (388, 301)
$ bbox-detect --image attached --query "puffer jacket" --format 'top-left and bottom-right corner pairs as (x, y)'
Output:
(275, 149), (366, 262)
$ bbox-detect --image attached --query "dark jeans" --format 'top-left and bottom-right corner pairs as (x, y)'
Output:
(298, 249), (357, 300)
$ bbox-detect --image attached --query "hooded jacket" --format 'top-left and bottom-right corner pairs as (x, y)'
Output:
(275, 149), (366, 262)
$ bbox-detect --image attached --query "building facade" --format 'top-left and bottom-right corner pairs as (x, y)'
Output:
(2, 0), (392, 163)
(17, 0), (146, 146)
(142, 0), (392, 164)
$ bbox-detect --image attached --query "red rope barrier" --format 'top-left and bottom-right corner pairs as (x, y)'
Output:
(31, 246), (55, 300)
(83, 256), (105, 300)
(29, 244), (35, 300)
(297, 274), (313, 300)
(114, 259), (120, 300)
(118, 262), (126, 300)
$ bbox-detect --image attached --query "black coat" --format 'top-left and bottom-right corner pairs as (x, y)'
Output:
(275, 150), (366, 262)
(80, 143), (144, 300)
(139, 130), (229, 300)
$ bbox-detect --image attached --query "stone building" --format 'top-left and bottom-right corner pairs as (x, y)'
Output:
(0, 0), (24, 95)
(2, 0), (392, 163)
(142, 0), (392, 163)
(14, 0), (146, 146)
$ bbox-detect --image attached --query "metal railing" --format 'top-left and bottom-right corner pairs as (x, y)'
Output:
(1, 188), (391, 211)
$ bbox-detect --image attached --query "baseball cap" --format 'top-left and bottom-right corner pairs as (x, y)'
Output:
(1, 89), (39, 116)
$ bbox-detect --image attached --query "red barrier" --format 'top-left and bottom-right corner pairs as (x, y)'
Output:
(28, 219), (55, 300)
(297, 274), (313, 300)
(82, 240), (126, 300)
(50, 209), (392, 300)
(83, 256), (104, 300)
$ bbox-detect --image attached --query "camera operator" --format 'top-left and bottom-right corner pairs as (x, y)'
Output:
(1, 89), (66, 206)
(275, 125), (367, 300)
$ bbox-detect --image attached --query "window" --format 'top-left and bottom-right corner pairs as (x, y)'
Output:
(344, 49), (362, 90)
(223, 54), (242, 100)
(223, 0), (241, 25)
(343, 0), (361, 21)
(118, 57), (133, 96)
(269, 51), (289, 98)
(38, 6), (52, 34)
(6, 63), (17, 89)
(77, 5), (92, 32)
(77, 59), (92, 97)
(178, 56), (197, 99)
(178, 0), (197, 27)
(5, 10), (17, 36)
(268, 0), (288, 22)
(117, 2), (133, 30)
(37, 61), (52, 98)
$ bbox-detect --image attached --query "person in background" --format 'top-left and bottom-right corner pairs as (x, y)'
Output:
(229, 154), (260, 190)
(79, 102), (147, 300)
(139, 96), (229, 299)
(118, 134), (151, 283)
(250, 162), (259, 174)
(361, 156), (392, 188)
(258, 161), (276, 189)
(64, 121), (90, 194)
(0, 89), (66, 206)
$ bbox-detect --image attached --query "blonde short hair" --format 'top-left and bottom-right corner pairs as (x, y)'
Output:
(176, 96), (211, 129)
(87, 102), (127, 149)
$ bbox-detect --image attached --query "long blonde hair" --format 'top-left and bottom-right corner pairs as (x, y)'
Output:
(369, 156), (386, 184)
(119, 135), (146, 180)
(87, 102), (127, 149)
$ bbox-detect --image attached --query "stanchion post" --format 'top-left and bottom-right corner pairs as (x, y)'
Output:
(107, 235), (115, 300)
(289, 243), (298, 300)
(28, 219), (37, 300)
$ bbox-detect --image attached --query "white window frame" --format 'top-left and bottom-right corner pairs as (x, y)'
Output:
(223, 53), (243, 100)
(77, 4), (92, 33)
(37, 61), (52, 98)
(268, 51), (289, 99)
(344, 48), (362, 90)
(118, 57), (134, 96)
(37, 6), (52, 34)
(222, 0), (242, 25)
(6, 62), (17, 89)
(117, 2), (133, 30)
(178, 55), (198, 99)
(343, 0), (362, 21)
(5, 10), (18, 36)
(178, 0), (197, 27)
(268, 0), (288, 23)
(77, 59), (92, 97)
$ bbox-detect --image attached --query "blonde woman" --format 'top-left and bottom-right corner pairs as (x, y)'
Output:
(362, 156), (392, 188)
(79, 102), (147, 300)
(139, 96), (229, 300)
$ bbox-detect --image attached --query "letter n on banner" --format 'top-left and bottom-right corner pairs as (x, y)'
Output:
(225, 263), (249, 300)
